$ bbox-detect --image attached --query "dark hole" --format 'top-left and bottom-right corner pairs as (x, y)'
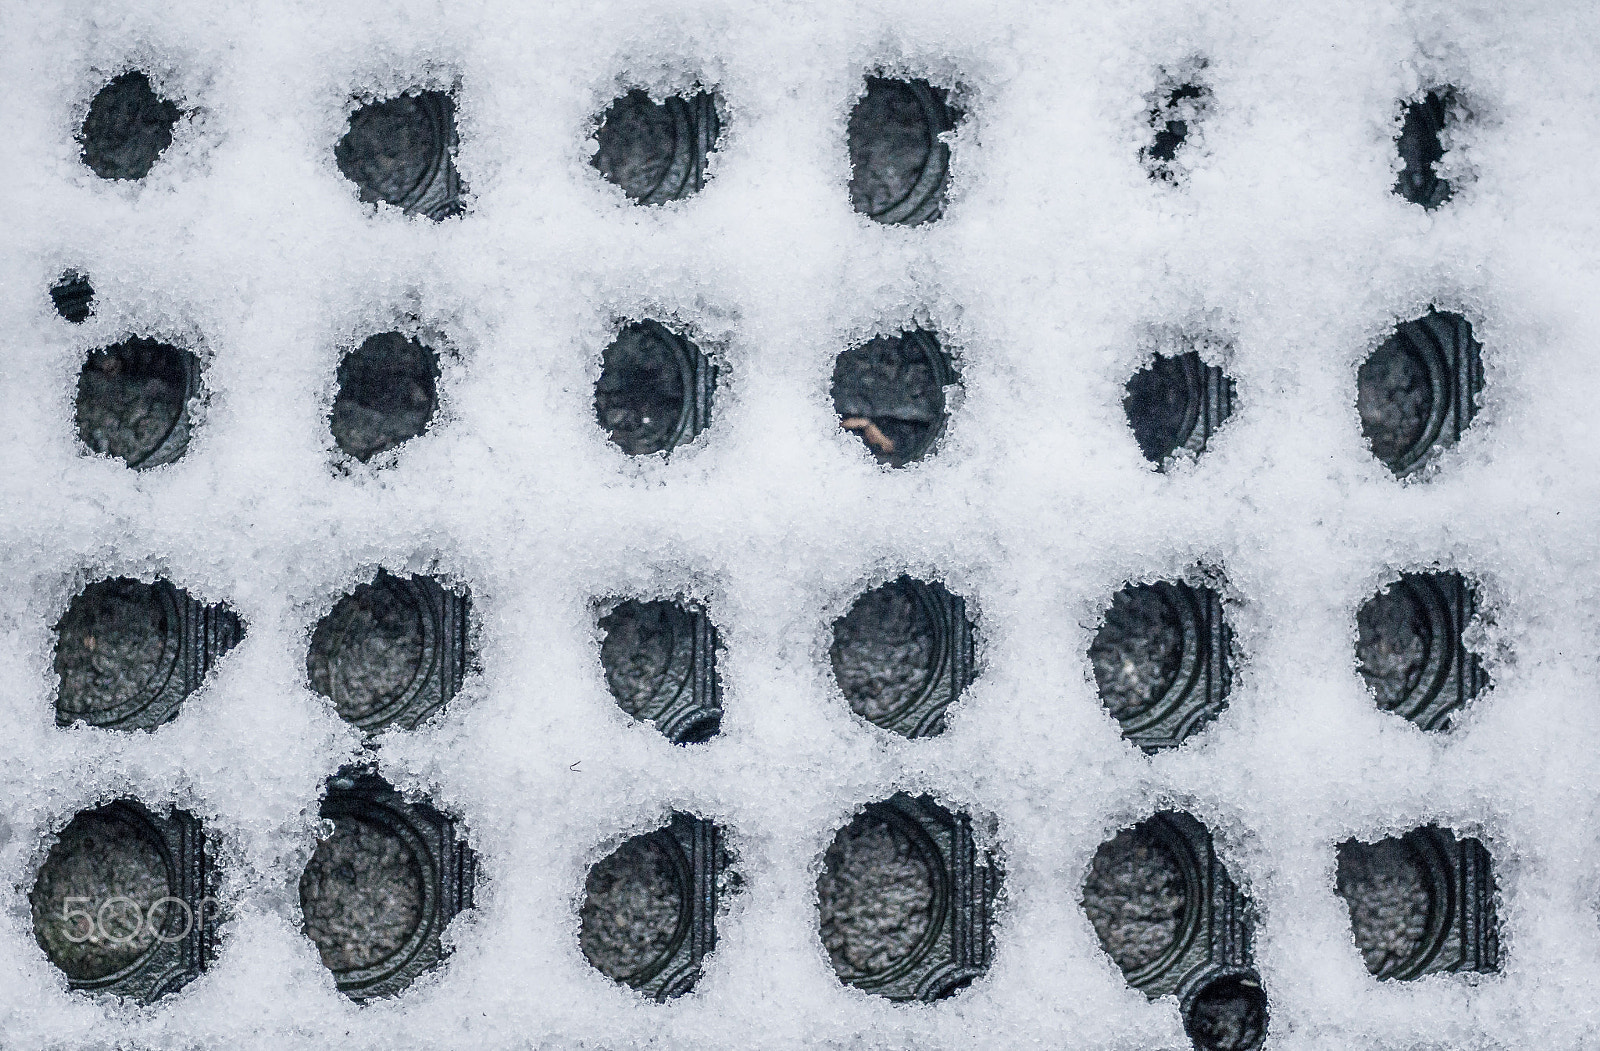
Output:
(1185, 974), (1268, 1051)
(1357, 333), (1433, 469)
(330, 332), (440, 463)
(599, 599), (720, 744)
(1357, 310), (1480, 476)
(1124, 351), (1231, 465)
(1143, 80), (1209, 181)
(75, 337), (198, 469)
(335, 91), (462, 220)
(1395, 89), (1453, 210)
(1082, 821), (1191, 980)
(51, 271), (94, 324)
(848, 77), (956, 226)
(830, 576), (970, 738)
(593, 89), (721, 204)
(1355, 571), (1481, 729)
(79, 72), (180, 181)
(581, 830), (689, 984)
(595, 321), (710, 456)
(831, 329), (956, 468)
(1336, 834), (1434, 979)
(1090, 581), (1229, 747)
(818, 807), (940, 986)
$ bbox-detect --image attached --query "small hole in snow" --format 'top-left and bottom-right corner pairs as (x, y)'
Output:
(599, 598), (721, 744)
(51, 271), (93, 323)
(592, 89), (721, 204)
(335, 91), (464, 220)
(1143, 78), (1209, 183)
(1357, 309), (1483, 477)
(1355, 570), (1484, 731)
(1185, 974), (1268, 1051)
(79, 72), (180, 181)
(831, 329), (957, 467)
(74, 338), (200, 469)
(1395, 89), (1454, 210)
(1123, 350), (1234, 466)
(330, 332), (440, 464)
(848, 77), (958, 226)
(830, 576), (974, 738)
(595, 320), (715, 456)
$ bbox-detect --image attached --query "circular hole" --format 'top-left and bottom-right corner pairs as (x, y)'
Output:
(308, 574), (430, 731)
(335, 93), (451, 211)
(816, 810), (938, 983)
(79, 72), (180, 182)
(580, 832), (688, 984)
(1124, 353), (1202, 464)
(847, 77), (954, 226)
(1185, 975), (1268, 1051)
(592, 89), (719, 204)
(830, 579), (940, 731)
(53, 578), (179, 729)
(1357, 336), (1435, 471)
(1395, 90), (1452, 210)
(30, 804), (173, 982)
(1355, 581), (1432, 713)
(1090, 584), (1186, 725)
(51, 271), (94, 324)
(831, 331), (955, 468)
(299, 814), (427, 975)
(595, 321), (703, 455)
(330, 332), (440, 463)
(75, 338), (196, 469)
(1082, 823), (1190, 977)
(1336, 837), (1432, 978)
(599, 600), (694, 718)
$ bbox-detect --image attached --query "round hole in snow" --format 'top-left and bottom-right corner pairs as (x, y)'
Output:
(848, 77), (956, 226)
(330, 332), (440, 464)
(79, 72), (179, 181)
(74, 338), (198, 469)
(1184, 974), (1268, 1051)
(580, 830), (690, 985)
(592, 89), (720, 205)
(595, 321), (711, 455)
(831, 329), (957, 468)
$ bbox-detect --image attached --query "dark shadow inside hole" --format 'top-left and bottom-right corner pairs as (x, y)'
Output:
(1082, 821), (1190, 980)
(75, 338), (198, 469)
(1395, 89), (1453, 210)
(830, 576), (969, 738)
(331, 332), (440, 463)
(335, 91), (462, 220)
(1357, 310), (1480, 477)
(55, 578), (181, 731)
(581, 830), (688, 984)
(593, 88), (720, 204)
(595, 321), (710, 456)
(598, 598), (720, 744)
(1143, 80), (1208, 181)
(1090, 583), (1187, 724)
(848, 77), (956, 226)
(817, 808), (939, 986)
(831, 330), (956, 468)
(1354, 570), (1481, 730)
(1185, 975), (1268, 1051)
(80, 72), (180, 181)
(1123, 351), (1226, 464)
(1355, 579), (1432, 713)
(51, 271), (94, 324)
(1336, 834), (1434, 979)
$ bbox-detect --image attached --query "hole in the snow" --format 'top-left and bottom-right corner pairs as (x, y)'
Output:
(1185, 974), (1268, 1051)
(330, 332), (440, 464)
(1355, 571), (1484, 731)
(1142, 72), (1209, 183)
(75, 338), (200, 469)
(599, 599), (720, 744)
(51, 271), (94, 324)
(1124, 350), (1233, 466)
(830, 576), (973, 738)
(595, 320), (714, 456)
(335, 91), (463, 220)
(79, 72), (180, 181)
(848, 77), (958, 226)
(1082, 820), (1193, 980)
(1357, 310), (1482, 477)
(832, 329), (957, 468)
(592, 89), (721, 205)
(1395, 89), (1454, 210)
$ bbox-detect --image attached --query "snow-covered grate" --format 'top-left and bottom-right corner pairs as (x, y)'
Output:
(1, 2), (1596, 1049)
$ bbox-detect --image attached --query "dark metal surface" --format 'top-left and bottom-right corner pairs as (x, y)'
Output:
(335, 91), (463, 221)
(299, 772), (475, 1002)
(580, 813), (728, 1000)
(1395, 89), (1453, 210)
(1123, 351), (1233, 467)
(1090, 580), (1232, 751)
(848, 77), (955, 226)
(831, 329), (957, 468)
(1184, 973), (1269, 1051)
(75, 337), (201, 470)
(307, 570), (471, 734)
(29, 801), (215, 1003)
(598, 599), (721, 744)
(1143, 80), (1209, 183)
(1355, 571), (1485, 732)
(79, 72), (179, 181)
(331, 332), (440, 463)
(51, 271), (93, 323)
(1357, 310), (1483, 478)
(592, 89), (720, 205)
(816, 793), (998, 1002)
(53, 577), (242, 731)
(1335, 826), (1498, 980)
(829, 576), (975, 739)
(595, 320), (715, 456)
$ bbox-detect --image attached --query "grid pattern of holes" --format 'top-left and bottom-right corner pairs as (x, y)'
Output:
(0, 2), (1595, 1050)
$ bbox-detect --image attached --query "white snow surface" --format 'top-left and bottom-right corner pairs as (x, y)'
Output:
(2, 0), (1600, 1048)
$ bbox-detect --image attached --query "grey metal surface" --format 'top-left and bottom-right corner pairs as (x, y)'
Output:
(1355, 571), (1485, 732)
(75, 337), (200, 470)
(50, 270), (93, 323)
(594, 320), (715, 456)
(848, 77), (955, 226)
(334, 91), (463, 220)
(592, 89), (720, 204)
(831, 329), (956, 468)
(1395, 89), (1453, 210)
(79, 71), (178, 181)
(829, 576), (974, 738)
(1356, 310), (1483, 478)
(330, 332), (439, 463)
(598, 598), (721, 744)
(1122, 350), (1233, 467)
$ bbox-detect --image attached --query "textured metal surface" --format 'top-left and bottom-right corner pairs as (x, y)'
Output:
(598, 599), (721, 744)
(592, 89), (720, 205)
(595, 320), (716, 456)
(334, 91), (463, 221)
(29, 801), (215, 1003)
(1336, 826), (1499, 980)
(816, 793), (997, 1002)
(1090, 580), (1232, 750)
(1394, 89), (1453, 210)
(848, 77), (955, 226)
(307, 571), (470, 733)
(579, 814), (727, 1000)
(53, 577), (242, 731)
(1123, 350), (1233, 467)
(299, 772), (475, 1002)
(75, 337), (201, 470)
(1357, 310), (1483, 478)
(51, 270), (93, 324)
(1184, 973), (1269, 1051)
(829, 576), (974, 738)
(1355, 570), (1485, 732)
(831, 329), (957, 468)
(79, 71), (179, 181)
(330, 332), (440, 463)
